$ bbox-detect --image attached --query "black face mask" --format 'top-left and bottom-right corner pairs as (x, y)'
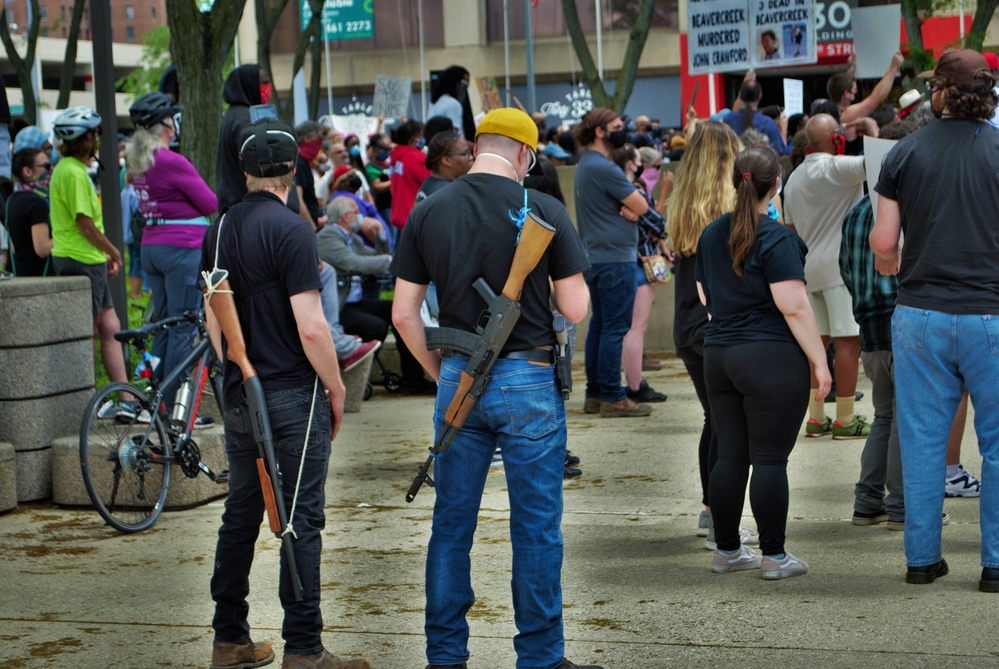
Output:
(634, 163), (644, 179)
(607, 129), (628, 149)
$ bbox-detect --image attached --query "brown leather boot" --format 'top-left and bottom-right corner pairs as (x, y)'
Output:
(599, 397), (652, 417)
(584, 397), (601, 414)
(281, 649), (370, 669)
(210, 638), (275, 669)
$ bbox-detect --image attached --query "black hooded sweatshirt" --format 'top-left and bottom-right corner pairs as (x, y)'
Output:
(215, 64), (261, 213)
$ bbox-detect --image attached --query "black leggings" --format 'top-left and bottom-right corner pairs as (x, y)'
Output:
(676, 342), (716, 508)
(705, 340), (809, 555)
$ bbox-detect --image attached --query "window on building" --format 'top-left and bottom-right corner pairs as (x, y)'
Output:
(61, 25), (66, 36)
(125, 5), (133, 20)
(151, 6), (156, 18)
(486, 0), (677, 41)
(126, 25), (134, 41)
(40, 26), (47, 35)
(39, 5), (47, 20)
(326, 0), (444, 52)
(60, 5), (65, 18)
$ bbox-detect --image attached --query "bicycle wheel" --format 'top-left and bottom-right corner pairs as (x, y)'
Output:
(80, 382), (172, 533)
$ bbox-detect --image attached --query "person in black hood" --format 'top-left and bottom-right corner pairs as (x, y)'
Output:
(427, 65), (475, 139)
(214, 64), (272, 212)
(158, 64), (182, 152)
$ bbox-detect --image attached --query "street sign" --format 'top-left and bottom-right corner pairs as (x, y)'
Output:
(301, 0), (374, 42)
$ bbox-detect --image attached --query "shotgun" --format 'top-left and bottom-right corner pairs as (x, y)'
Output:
(406, 211), (557, 502)
(204, 275), (304, 602)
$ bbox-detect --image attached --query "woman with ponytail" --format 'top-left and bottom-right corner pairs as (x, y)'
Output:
(694, 146), (830, 580)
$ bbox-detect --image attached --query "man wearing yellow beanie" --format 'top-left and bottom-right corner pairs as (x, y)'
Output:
(390, 107), (600, 669)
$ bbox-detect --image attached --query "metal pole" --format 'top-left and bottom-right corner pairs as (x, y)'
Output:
(90, 0), (126, 330)
(234, 35), (240, 66)
(503, 0), (510, 107)
(595, 0), (603, 82)
(324, 12), (333, 116)
(708, 73), (716, 116)
(959, 0), (965, 46)
(524, 0), (535, 112)
(418, 0), (426, 119)
(25, 0), (39, 123)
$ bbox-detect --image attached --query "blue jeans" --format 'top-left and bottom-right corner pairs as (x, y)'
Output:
(211, 382), (331, 654)
(0, 124), (10, 178)
(318, 261), (361, 358)
(584, 262), (637, 402)
(893, 306), (999, 568)
(141, 244), (202, 405)
(426, 357), (567, 669)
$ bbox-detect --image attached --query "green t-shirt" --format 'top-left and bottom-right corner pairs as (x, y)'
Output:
(50, 156), (107, 265)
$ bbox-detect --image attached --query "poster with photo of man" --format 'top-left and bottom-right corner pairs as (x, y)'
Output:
(759, 28), (781, 60)
(751, 0), (816, 68)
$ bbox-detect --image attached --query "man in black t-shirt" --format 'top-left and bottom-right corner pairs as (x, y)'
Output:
(871, 49), (999, 591)
(390, 109), (595, 669)
(293, 120), (326, 230)
(4, 147), (52, 276)
(200, 119), (367, 669)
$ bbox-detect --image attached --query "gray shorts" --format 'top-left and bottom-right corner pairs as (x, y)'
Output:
(53, 256), (114, 314)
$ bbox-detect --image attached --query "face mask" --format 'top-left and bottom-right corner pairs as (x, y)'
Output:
(119, 157), (126, 168)
(634, 163), (644, 179)
(607, 129), (628, 149)
(416, 138), (426, 150)
(299, 136), (323, 162)
(351, 213), (363, 232)
(376, 149), (390, 162)
(260, 83), (273, 105)
(349, 145), (361, 157)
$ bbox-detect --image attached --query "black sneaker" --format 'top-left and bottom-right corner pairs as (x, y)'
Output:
(625, 379), (667, 403)
(906, 559), (949, 584)
(980, 567), (999, 593)
(564, 465), (582, 480)
(566, 451), (580, 467)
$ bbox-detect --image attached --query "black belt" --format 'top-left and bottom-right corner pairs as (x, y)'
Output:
(440, 347), (554, 364)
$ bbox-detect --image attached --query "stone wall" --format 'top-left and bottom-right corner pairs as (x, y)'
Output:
(0, 277), (95, 501)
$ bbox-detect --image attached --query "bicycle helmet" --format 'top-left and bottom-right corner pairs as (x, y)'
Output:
(129, 92), (183, 128)
(52, 106), (102, 142)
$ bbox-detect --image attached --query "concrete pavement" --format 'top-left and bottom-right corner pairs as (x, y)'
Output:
(0, 357), (993, 669)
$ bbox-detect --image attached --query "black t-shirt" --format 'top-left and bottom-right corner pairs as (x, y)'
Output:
(199, 191), (323, 409)
(414, 175), (451, 203)
(295, 155), (322, 222)
(390, 173), (590, 351)
(695, 213), (808, 346)
(672, 253), (707, 349)
(874, 118), (999, 315)
(4, 191), (50, 276)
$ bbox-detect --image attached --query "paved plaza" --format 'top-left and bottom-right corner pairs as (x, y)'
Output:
(0, 357), (994, 668)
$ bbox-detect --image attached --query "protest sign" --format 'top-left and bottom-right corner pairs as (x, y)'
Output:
(373, 75), (412, 118)
(863, 136), (897, 226)
(476, 77), (503, 111)
(322, 113), (380, 157)
(783, 78), (804, 115)
(688, 0), (752, 74)
(852, 5), (901, 79)
(752, 0), (816, 69)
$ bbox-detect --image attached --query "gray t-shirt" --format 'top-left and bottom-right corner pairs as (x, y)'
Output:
(573, 149), (639, 264)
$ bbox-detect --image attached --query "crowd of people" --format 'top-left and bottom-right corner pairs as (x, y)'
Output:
(0, 47), (997, 669)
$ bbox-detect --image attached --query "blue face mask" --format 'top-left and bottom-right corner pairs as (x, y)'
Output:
(351, 213), (363, 233)
(416, 138), (426, 150)
(349, 145), (361, 157)
(376, 149), (390, 162)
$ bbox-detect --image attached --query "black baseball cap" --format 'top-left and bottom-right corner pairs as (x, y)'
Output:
(239, 119), (298, 177)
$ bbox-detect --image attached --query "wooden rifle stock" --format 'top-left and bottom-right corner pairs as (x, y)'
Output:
(204, 278), (304, 601)
(502, 213), (557, 300)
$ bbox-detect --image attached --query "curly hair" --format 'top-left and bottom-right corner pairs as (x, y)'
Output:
(929, 73), (999, 120)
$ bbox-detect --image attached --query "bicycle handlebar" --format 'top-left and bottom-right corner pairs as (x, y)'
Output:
(113, 310), (205, 344)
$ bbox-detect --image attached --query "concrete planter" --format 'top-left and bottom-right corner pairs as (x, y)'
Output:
(0, 443), (16, 513)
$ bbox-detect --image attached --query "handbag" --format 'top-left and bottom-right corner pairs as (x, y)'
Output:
(639, 236), (670, 284)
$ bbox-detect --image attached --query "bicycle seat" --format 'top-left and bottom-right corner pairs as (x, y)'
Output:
(113, 322), (160, 344)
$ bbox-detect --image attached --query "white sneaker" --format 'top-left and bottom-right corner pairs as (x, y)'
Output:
(761, 551), (809, 580)
(945, 464), (981, 498)
(704, 525), (760, 550)
(711, 545), (762, 573)
(697, 510), (712, 537)
(97, 400), (117, 419)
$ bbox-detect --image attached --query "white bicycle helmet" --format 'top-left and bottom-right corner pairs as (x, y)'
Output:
(52, 106), (102, 142)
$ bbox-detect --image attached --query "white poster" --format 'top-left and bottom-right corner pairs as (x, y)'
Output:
(783, 78), (804, 115)
(751, 0), (817, 69)
(863, 136), (897, 226)
(852, 5), (901, 79)
(687, 0), (752, 74)
(321, 113), (380, 156)
(372, 76), (412, 119)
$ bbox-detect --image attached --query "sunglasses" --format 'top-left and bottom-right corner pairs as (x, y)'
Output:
(36, 163), (51, 170)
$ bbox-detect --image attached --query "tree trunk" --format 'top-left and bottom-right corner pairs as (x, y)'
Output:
(57, 0), (87, 109)
(165, 0), (245, 187)
(900, 0), (933, 74)
(966, 0), (999, 52)
(308, 29), (321, 119)
(286, 0), (322, 121)
(255, 0), (291, 117)
(561, 0), (659, 113)
(0, 0), (41, 123)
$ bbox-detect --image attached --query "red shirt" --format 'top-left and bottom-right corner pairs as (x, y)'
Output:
(388, 145), (431, 230)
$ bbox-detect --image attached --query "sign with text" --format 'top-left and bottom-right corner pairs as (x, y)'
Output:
(687, 0), (817, 74)
(301, 0), (374, 42)
(372, 75), (412, 118)
(476, 76), (503, 112)
(783, 78), (803, 115)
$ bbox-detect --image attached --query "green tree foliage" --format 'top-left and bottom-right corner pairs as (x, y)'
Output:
(901, 0), (999, 73)
(0, 0), (41, 122)
(117, 25), (172, 96)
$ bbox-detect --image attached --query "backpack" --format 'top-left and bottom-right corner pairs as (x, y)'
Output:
(130, 204), (148, 245)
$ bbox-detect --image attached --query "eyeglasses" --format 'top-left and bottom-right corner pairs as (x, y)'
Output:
(35, 163), (51, 170)
(447, 150), (474, 159)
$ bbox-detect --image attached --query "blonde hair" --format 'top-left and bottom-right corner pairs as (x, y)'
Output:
(126, 125), (164, 178)
(666, 122), (741, 257)
(246, 166), (295, 193)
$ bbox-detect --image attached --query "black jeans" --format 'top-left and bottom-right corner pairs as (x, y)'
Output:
(676, 341), (717, 508)
(340, 298), (426, 383)
(705, 341), (809, 556)
(211, 382), (331, 655)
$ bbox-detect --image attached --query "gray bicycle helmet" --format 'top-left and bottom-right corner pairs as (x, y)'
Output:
(52, 106), (102, 142)
(129, 92), (183, 128)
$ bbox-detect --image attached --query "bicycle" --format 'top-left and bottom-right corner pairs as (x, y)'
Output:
(79, 310), (229, 533)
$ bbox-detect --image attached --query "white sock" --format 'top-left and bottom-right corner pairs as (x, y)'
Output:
(946, 464), (961, 480)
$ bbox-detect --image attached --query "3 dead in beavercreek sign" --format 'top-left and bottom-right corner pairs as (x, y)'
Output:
(688, 0), (817, 74)
(301, 0), (374, 41)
